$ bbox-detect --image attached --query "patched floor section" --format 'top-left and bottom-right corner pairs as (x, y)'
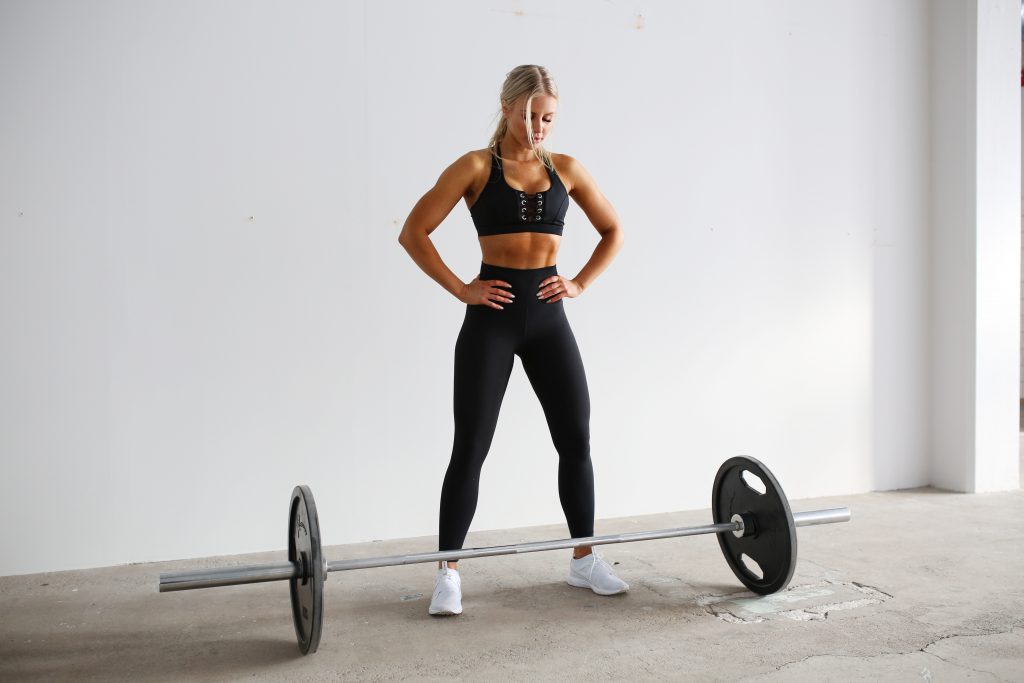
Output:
(698, 579), (892, 624)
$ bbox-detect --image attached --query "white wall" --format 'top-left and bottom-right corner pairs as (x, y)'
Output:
(972, 0), (1021, 490)
(930, 0), (1021, 491)
(0, 0), (1007, 576)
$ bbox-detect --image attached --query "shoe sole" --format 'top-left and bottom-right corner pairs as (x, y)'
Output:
(566, 575), (629, 596)
(428, 607), (462, 616)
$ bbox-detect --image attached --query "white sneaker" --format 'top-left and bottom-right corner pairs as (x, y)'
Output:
(428, 561), (463, 616)
(567, 548), (629, 595)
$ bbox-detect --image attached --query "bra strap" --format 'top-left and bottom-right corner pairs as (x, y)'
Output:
(489, 142), (502, 180)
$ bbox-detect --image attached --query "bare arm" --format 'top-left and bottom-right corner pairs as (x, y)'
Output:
(562, 155), (625, 292)
(398, 152), (514, 311)
(397, 153), (481, 300)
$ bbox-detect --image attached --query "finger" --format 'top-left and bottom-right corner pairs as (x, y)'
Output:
(492, 280), (512, 289)
(487, 293), (508, 308)
(491, 288), (515, 301)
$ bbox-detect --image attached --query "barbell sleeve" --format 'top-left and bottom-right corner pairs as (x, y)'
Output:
(792, 507), (851, 526)
(160, 561), (298, 592)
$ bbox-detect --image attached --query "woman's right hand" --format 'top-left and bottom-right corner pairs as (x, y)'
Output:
(459, 276), (515, 310)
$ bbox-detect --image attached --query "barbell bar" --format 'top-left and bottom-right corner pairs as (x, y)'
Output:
(157, 456), (852, 655)
(159, 508), (848, 592)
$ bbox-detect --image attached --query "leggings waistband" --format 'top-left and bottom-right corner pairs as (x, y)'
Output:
(476, 261), (561, 309)
(479, 261), (558, 278)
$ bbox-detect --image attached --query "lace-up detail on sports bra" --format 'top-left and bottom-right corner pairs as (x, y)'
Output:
(469, 143), (570, 237)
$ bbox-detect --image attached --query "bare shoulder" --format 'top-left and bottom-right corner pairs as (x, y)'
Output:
(550, 152), (591, 196)
(400, 149), (492, 241)
(549, 151), (618, 234)
(446, 148), (490, 175)
(433, 148), (491, 192)
(467, 147), (497, 170)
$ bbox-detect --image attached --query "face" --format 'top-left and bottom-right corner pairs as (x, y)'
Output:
(502, 94), (557, 148)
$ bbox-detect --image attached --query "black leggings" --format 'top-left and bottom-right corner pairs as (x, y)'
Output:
(438, 262), (594, 553)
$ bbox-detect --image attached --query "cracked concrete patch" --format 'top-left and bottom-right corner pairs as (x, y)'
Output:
(921, 625), (1024, 682)
(742, 626), (1024, 682)
(744, 651), (1005, 682)
(698, 579), (892, 624)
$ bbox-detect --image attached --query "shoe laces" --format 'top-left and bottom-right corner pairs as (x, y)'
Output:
(437, 566), (460, 585)
(577, 548), (614, 579)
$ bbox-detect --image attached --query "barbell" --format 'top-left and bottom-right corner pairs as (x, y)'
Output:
(158, 456), (851, 655)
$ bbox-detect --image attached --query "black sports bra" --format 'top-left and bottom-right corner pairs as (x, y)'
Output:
(469, 143), (570, 237)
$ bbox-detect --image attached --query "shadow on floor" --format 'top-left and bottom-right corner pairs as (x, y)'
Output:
(0, 631), (299, 683)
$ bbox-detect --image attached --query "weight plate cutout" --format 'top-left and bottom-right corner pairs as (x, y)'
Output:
(712, 456), (797, 595)
(289, 484), (324, 655)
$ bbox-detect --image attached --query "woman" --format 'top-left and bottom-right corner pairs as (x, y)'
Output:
(398, 65), (627, 616)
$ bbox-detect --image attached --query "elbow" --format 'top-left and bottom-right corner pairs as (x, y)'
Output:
(398, 224), (422, 246)
(601, 224), (624, 247)
(400, 227), (431, 250)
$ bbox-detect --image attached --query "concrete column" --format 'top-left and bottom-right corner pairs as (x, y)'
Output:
(929, 0), (1021, 492)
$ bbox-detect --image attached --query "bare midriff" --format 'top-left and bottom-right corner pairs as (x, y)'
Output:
(478, 232), (561, 269)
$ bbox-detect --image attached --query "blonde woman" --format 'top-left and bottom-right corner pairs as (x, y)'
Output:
(398, 65), (627, 616)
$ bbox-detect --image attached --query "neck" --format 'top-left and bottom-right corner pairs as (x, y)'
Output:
(498, 135), (540, 163)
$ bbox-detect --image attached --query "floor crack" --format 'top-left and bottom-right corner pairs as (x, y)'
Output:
(761, 624), (1022, 681)
(917, 623), (1024, 682)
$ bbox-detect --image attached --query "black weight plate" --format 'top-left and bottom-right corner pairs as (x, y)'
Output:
(712, 456), (797, 595)
(289, 485), (324, 655)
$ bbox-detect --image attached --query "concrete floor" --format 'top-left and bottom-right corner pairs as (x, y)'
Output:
(2, 457), (1023, 681)
(8, 401), (1024, 679)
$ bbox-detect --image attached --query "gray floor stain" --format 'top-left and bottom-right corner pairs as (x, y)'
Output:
(697, 578), (893, 624)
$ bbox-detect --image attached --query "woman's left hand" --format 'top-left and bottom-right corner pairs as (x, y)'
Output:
(537, 276), (583, 303)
